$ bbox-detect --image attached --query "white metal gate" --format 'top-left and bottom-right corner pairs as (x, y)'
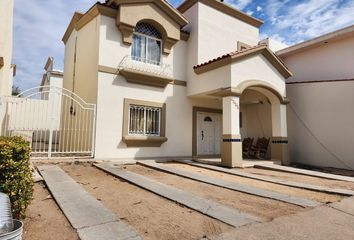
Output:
(0, 86), (96, 158)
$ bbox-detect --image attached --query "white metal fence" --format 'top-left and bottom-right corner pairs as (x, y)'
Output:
(0, 86), (96, 158)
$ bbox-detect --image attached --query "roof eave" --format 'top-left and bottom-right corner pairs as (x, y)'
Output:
(108, 0), (189, 27)
(178, 0), (263, 28)
(194, 47), (293, 79)
(277, 23), (354, 57)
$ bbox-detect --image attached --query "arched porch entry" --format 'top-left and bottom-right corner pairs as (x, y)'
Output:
(221, 81), (289, 168)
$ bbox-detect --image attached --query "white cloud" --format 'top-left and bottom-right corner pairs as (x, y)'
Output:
(256, 6), (262, 12)
(246, 10), (254, 16)
(225, 0), (252, 10)
(262, 0), (354, 44)
(12, 0), (98, 90)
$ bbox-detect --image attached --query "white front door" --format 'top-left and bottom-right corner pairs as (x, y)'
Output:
(197, 112), (222, 156)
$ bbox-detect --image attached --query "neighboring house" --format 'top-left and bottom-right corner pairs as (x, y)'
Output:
(39, 57), (63, 130)
(0, 0), (15, 96)
(62, 0), (292, 167)
(277, 24), (354, 170)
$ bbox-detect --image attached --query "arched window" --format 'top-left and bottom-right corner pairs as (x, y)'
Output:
(132, 22), (162, 65)
(204, 116), (213, 122)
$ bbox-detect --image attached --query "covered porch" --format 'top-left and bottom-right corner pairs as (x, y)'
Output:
(189, 44), (292, 168)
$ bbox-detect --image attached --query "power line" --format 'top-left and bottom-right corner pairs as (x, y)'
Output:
(288, 103), (352, 170)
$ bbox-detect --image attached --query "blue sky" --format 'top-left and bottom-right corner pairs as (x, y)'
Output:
(13, 0), (354, 91)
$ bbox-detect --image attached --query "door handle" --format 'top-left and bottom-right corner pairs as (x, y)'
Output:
(201, 131), (204, 140)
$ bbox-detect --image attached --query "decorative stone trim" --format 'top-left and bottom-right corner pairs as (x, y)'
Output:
(122, 136), (168, 147)
(98, 65), (187, 87)
(208, 85), (290, 105)
(272, 140), (289, 144)
(122, 98), (167, 147)
(163, 37), (179, 55)
(119, 69), (174, 88)
(223, 138), (242, 142)
(62, 4), (117, 44)
(118, 23), (135, 45)
(192, 107), (222, 157)
(181, 31), (190, 41)
(237, 41), (251, 51)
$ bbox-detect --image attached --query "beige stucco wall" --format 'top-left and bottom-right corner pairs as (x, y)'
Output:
(197, 2), (259, 64)
(63, 31), (77, 92)
(240, 90), (272, 139)
(119, 3), (181, 41)
(188, 54), (287, 97)
(0, 0), (14, 96)
(231, 55), (287, 96)
(281, 36), (354, 83)
(63, 16), (99, 104)
(287, 81), (354, 169)
(95, 72), (221, 159)
(184, 2), (260, 96)
(240, 90), (272, 158)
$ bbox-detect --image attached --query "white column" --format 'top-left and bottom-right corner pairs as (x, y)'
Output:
(221, 96), (242, 168)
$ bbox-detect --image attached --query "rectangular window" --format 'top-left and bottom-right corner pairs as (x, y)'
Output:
(128, 105), (161, 136)
(132, 34), (161, 65)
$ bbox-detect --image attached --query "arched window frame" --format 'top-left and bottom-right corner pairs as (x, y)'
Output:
(131, 22), (162, 65)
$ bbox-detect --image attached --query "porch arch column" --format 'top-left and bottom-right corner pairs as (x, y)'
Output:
(271, 103), (290, 165)
(221, 96), (242, 168)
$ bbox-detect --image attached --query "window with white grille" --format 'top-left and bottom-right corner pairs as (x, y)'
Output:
(132, 22), (162, 65)
(128, 105), (161, 136)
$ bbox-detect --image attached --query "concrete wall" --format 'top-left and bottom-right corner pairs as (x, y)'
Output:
(282, 36), (354, 83)
(287, 81), (354, 169)
(280, 34), (354, 169)
(0, 0), (14, 96)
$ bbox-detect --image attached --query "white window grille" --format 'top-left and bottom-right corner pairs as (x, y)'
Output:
(128, 105), (161, 136)
(132, 22), (162, 65)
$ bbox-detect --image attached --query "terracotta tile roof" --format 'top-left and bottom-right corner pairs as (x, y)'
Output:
(193, 44), (267, 69)
(193, 44), (293, 78)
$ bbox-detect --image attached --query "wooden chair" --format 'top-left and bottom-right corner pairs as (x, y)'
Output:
(242, 137), (254, 158)
(249, 137), (270, 159)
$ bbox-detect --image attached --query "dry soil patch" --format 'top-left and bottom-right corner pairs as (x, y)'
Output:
(61, 163), (232, 240)
(157, 163), (343, 203)
(23, 182), (79, 240)
(126, 164), (304, 221)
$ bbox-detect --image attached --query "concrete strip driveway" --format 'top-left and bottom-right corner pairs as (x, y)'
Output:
(203, 197), (354, 240)
(38, 165), (143, 240)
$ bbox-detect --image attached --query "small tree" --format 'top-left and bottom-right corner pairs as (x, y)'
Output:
(12, 85), (21, 96)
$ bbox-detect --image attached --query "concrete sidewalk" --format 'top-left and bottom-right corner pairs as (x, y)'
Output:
(203, 197), (354, 240)
(38, 165), (143, 240)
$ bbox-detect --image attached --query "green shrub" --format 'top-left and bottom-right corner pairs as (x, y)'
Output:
(0, 136), (33, 219)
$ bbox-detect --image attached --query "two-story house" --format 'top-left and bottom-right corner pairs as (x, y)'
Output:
(62, 0), (292, 167)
